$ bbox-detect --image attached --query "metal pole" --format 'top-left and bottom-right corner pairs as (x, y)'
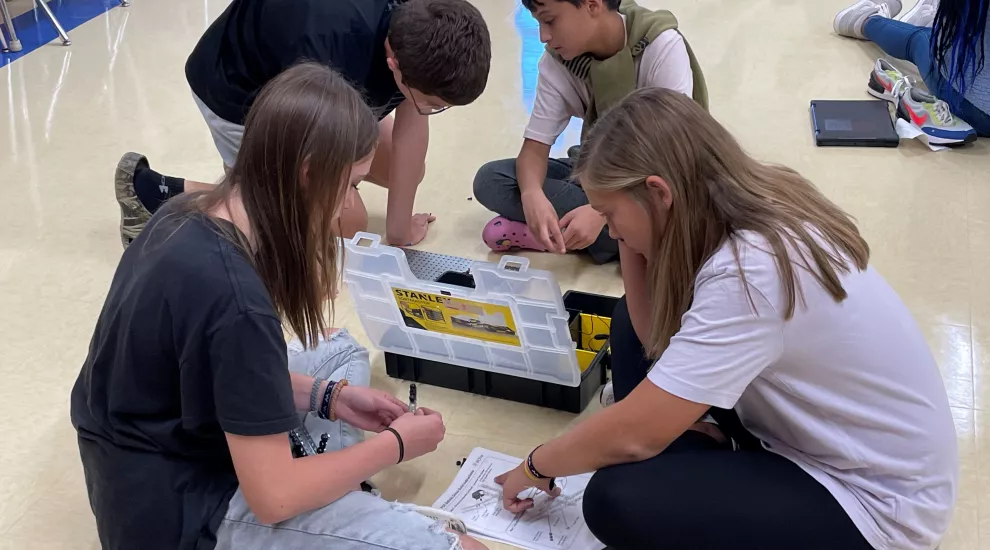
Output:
(36, 0), (71, 46)
(0, 0), (24, 52)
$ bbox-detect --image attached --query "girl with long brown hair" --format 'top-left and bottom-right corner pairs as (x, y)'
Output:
(495, 88), (957, 549)
(71, 63), (487, 550)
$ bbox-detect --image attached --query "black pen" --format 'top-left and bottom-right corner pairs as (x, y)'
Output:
(409, 383), (418, 413)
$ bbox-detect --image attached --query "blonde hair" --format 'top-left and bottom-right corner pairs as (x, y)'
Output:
(575, 88), (870, 359)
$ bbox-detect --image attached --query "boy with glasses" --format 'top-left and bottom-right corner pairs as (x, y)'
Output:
(115, 0), (490, 248)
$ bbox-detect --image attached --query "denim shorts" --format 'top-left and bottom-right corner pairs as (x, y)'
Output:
(214, 330), (462, 550)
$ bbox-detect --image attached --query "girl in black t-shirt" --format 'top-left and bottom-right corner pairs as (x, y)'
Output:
(72, 63), (487, 550)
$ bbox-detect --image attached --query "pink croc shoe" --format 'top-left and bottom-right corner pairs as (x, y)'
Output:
(482, 216), (547, 252)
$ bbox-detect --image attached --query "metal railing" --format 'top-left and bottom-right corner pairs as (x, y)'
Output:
(1, 0), (130, 53)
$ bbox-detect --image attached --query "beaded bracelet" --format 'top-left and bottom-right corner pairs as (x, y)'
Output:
(329, 379), (349, 422)
(318, 380), (337, 420)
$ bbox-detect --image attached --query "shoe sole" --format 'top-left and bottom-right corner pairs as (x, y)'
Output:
(114, 152), (152, 249)
(868, 87), (896, 102)
(928, 133), (978, 146)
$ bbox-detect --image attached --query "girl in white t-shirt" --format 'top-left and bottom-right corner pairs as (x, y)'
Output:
(494, 88), (957, 550)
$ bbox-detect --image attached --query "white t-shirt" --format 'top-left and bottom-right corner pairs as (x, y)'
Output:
(524, 19), (693, 145)
(648, 231), (958, 550)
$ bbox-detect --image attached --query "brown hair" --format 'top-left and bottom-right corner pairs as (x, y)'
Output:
(389, 0), (491, 105)
(575, 88), (870, 358)
(183, 63), (378, 348)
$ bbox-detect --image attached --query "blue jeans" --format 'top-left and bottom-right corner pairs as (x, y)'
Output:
(214, 330), (462, 550)
(863, 16), (990, 136)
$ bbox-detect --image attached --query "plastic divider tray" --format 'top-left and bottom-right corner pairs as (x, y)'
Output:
(385, 291), (618, 413)
(341, 233), (619, 413)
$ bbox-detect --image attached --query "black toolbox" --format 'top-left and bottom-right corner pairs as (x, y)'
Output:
(385, 290), (619, 413)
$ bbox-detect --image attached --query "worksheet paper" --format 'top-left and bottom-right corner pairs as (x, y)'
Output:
(433, 448), (604, 550)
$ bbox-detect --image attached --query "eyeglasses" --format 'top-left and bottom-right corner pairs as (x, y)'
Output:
(403, 79), (451, 116)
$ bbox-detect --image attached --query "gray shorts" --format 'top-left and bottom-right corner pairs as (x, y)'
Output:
(192, 92), (243, 169)
(214, 330), (462, 550)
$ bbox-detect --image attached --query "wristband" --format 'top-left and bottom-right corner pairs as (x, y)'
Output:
(526, 446), (552, 479)
(318, 381), (337, 420)
(525, 447), (557, 490)
(523, 462), (542, 482)
(384, 427), (404, 463)
(309, 378), (325, 413)
(329, 379), (348, 422)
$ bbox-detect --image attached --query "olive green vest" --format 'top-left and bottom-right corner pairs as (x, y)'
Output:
(547, 0), (709, 135)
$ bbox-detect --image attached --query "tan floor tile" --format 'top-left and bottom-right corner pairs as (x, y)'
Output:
(2, 0), (989, 547)
(0, 468), (100, 550)
(922, 325), (975, 409)
(0, 402), (84, 534)
(974, 411), (990, 550)
(942, 502), (981, 550)
(973, 327), (990, 411)
(372, 433), (532, 507)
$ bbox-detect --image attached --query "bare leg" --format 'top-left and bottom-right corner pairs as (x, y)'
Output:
(183, 164), (230, 193)
(183, 180), (215, 193)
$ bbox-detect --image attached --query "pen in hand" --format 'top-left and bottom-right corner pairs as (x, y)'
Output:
(409, 383), (418, 413)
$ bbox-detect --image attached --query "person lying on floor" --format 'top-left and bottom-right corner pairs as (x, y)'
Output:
(495, 88), (957, 550)
(472, 0), (707, 264)
(835, 0), (988, 143)
(71, 63), (487, 550)
(115, 0), (491, 249)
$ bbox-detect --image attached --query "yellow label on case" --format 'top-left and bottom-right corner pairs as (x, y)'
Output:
(392, 287), (521, 347)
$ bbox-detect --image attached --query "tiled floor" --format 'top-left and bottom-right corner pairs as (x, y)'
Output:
(4, 0), (43, 20)
(1, 1), (987, 548)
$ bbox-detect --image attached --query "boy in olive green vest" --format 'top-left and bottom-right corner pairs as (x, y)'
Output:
(473, 0), (707, 263)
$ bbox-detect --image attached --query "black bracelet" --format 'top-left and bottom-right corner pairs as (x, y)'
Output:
(318, 380), (336, 420)
(309, 378), (324, 413)
(383, 427), (404, 464)
(527, 445), (552, 479)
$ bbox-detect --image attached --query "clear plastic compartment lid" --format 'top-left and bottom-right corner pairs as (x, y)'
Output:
(342, 233), (582, 386)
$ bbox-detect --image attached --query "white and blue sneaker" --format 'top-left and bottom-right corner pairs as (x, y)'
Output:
(896, 87), (978, 146)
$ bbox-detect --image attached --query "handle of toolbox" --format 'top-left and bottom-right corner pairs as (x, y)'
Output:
(497, 256), (529, 273)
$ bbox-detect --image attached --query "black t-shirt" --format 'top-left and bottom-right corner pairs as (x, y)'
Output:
(70, 202), (299, 550)
(185, 0), (404, 125)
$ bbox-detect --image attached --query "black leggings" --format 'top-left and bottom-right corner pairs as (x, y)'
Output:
(583, 297), (874, 550)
